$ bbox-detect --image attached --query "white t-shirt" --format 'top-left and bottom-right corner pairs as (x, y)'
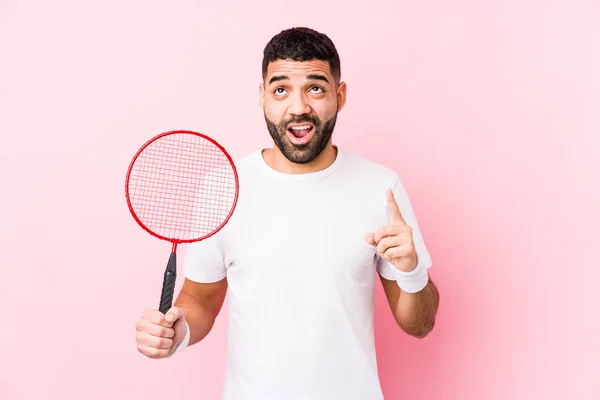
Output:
(184, 146), (432, 400)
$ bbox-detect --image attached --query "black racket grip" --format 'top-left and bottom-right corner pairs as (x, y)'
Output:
(158, 252), (177, 314)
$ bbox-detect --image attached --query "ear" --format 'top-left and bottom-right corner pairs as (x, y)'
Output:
(336, 81), (347, 112)
(259, 83), (265, 109)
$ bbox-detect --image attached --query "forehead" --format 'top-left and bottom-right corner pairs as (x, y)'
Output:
(265, 59), (333, 83)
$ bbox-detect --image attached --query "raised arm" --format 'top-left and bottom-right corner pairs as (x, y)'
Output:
(366, 188), (439, 338)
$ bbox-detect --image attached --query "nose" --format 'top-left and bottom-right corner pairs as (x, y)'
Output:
(288, 91), (311, 116)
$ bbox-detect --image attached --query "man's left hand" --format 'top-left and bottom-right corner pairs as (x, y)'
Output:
(365, 189), (417, 273)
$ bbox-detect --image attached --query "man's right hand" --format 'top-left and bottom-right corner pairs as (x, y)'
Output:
(135, 306), (188, 359)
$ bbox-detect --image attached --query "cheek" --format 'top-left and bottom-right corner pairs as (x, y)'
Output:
(264, 100), (286, 122)
(312, 99), (338, 120)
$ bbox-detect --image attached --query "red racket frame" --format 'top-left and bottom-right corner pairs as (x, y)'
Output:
(125, 129), (239, 253)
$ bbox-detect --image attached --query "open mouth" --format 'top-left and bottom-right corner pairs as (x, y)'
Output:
(288, 124), (313, 138)
(287, 124), (314, 144)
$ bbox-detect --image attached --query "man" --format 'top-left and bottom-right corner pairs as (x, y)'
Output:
(135, 27), (439, 399)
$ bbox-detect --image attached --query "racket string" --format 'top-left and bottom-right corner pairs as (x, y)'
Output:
(128, 133), (237, 241)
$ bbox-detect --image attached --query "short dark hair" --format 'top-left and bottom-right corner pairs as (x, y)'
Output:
(262, 27), (341, 84)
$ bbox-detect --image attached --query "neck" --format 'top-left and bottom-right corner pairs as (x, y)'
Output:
(262, 143), (338, 174)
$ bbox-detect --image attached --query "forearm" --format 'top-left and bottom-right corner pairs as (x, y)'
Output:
(174, 291), (220, 345)
(394, 278), (439, 338)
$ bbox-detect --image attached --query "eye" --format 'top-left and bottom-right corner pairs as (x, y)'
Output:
(274, 87), (287, 96)
(310, 86), (324, 93)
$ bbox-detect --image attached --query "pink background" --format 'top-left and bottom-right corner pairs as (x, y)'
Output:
(1, 0), (599, 399)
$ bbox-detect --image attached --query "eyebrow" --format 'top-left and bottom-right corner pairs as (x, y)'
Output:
(269, 75), (289, 84)
(268, 74), (330, 85)
(306, 74), (330, 84)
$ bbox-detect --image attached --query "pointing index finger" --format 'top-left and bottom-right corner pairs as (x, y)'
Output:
(386, 189), (406, 224)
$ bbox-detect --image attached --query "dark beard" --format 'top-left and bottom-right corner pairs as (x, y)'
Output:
(264, 112), (337, 164)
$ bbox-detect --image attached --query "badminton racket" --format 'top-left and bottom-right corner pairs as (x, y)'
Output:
(125, 130), (239, 314)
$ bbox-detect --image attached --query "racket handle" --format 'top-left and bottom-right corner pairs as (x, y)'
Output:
(158, 252), (177, 314)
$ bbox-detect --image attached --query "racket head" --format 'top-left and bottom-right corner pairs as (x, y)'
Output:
(125, 130), (239, 244)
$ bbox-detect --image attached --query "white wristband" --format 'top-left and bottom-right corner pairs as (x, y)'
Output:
(394, 263), (429, 293)
(168, 320), (190, 357)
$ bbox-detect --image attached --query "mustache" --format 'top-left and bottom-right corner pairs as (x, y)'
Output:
(279, 115), (320, 129)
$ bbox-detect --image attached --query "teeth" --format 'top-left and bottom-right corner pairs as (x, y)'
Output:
(290, 125), (311, 130)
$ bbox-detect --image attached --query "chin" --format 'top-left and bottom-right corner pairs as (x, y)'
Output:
(283, 146), (321, 164)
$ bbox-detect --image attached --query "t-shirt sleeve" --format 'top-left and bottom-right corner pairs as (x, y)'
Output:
(183, 234), (227, 283)
(376, 172), (433, 288)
